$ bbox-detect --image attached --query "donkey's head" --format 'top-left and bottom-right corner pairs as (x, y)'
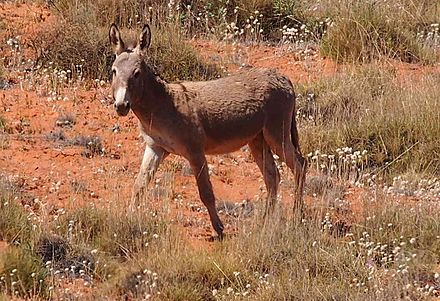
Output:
(109, 24), (152, 116)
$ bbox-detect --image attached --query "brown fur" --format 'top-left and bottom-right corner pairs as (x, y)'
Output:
(109, 24), (307, 239)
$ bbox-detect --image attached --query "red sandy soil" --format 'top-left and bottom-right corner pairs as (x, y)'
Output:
(0, 2), (439, 244)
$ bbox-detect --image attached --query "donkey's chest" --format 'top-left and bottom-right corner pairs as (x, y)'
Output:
(138, 114), (198, 155)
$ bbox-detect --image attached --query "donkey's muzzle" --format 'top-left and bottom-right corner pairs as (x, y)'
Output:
(115, 101), (130, 116)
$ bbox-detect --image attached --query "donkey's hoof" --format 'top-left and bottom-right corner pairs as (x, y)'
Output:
(207, 232), (224, 242)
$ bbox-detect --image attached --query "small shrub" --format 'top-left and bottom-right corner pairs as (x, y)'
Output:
(119, 269), (162, 300)
(71, 135), (104, 157)
(0, 116), (6, 131)
(0, 62), (11, 90)
(305, 174), (334, 196)
(55, 205), (108, 244)
(37, 235), (96, 279)
(32, 4), (111, 80)
(36, 235), (69, 264)
(55, 112), (76, 128)
(146, 23), (221, 81)
(45, 129), (67, 142)
(0, 61), (11, 90)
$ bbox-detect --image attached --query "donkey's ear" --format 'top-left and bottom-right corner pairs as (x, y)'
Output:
(138, 24), (151, 51)
(109, 23), (125, 55)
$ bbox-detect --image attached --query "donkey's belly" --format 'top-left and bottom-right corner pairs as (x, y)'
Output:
(203, 119), (263, 154)
(204, 136), (254, 154)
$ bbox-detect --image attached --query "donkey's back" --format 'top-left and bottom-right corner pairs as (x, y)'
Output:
(177, 67), (295, 112)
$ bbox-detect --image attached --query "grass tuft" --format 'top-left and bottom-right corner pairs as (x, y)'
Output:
(0, 247), (48, 299)
(0, 198), (35, 245)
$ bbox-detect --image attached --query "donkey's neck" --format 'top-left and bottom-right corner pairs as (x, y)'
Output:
(131, 72), (174, 126)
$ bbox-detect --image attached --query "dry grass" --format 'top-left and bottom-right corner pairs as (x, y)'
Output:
(32, 0), (438, 80)
(320, 1), (437, 63)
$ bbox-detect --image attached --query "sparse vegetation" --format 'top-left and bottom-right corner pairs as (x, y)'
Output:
(53, 205), (167, 257)
(35, 0), (438, 81)
(0, 115), (6, 131)
(1, 182), (439, 300)
(297, 65), (440, 176)
(36, 0), (221, 81)
(0, 192), (35, 244)
(71, 135), (104, 157)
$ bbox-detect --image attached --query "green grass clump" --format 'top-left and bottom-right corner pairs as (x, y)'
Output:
(0, 247), (48, 299)
(34, 13), (112, 80)
(0, 200), (32, 244)
(0, 191), (36, 245)
(54, 205), (167, 257)
(147, 23), (221, 81)
(320, 1), (437, 63)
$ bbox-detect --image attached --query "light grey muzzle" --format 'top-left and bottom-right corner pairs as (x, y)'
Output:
(114, 87), (130, 116)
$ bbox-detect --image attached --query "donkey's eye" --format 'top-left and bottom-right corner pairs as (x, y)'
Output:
(112, 69), (117, 78)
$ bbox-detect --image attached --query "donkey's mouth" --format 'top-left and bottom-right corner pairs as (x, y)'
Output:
(115, 102), (130, 116)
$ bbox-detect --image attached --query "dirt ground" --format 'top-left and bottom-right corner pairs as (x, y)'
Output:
(1, 2), (438, 243)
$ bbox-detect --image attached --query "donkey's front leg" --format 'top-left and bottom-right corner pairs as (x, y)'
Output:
(132, 143), (168, 205)
(188, 153), (224, 239)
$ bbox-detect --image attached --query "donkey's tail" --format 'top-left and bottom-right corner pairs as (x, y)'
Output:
(291, 116), (301, 153)
(290, 90), (302, 154)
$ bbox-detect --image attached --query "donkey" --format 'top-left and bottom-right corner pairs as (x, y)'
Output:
(109, 24), (307, 239)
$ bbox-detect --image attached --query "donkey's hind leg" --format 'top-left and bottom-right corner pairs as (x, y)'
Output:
(248, 133), (280, 217)
(263, 119), (306, 215)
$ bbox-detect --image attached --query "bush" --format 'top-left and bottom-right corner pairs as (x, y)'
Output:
(147, 23), (221, 81)
(37, 0), (220, 81)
